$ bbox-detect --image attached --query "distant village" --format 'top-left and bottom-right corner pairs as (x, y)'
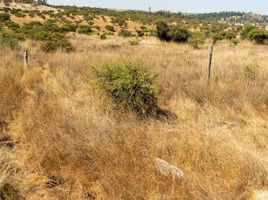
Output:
(218, 12), (268, 29)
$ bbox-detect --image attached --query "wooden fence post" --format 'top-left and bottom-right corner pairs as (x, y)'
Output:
(208, 44), (213, 85)
(23, 50), (28, 69)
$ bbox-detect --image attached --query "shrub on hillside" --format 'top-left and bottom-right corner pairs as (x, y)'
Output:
(105, 25), (115, 32)
(168, 26), (190, 43)
(240, 24), (256, 39)
(77, 25), (92, 35)
(0, 12), (10, 23)
(211, 32), (224, 44)
(95, 62), (158, 116)
(61, 22), (78, 32)
(224, 30), (237, 40)
(188, 32), (206, 48)
(111, 17), (127, 27)
(100, 34), (107, 40)
(136, 29), (145, 37)
(31, 31), (65, 41)
(0, 31), (19, 49)
(40, 38), (74, 53)
(118, 29), (133, 37)
(83, 15), (94, 21)
(5, 21), (20, 31)
(248, 28), (268, 44)
(155, 21), (171, 41)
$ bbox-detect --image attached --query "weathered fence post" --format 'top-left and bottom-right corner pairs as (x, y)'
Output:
(23, 50), (28, 69)
(208, 44), (213, 85)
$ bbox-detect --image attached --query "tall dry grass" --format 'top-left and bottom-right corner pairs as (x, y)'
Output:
(0, 36), (268, 199)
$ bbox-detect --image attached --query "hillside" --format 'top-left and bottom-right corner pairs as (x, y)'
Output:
(0, 3), (268, 200)
(191, 11), (268, 28)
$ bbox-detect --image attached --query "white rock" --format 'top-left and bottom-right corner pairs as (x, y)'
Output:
(155, 157), (184, 179)
(252, 190), (268, 200)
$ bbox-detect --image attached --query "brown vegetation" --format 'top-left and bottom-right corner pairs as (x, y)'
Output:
(0, 36), (268, 199)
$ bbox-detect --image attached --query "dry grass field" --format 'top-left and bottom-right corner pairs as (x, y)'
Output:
(0, 36), (268, 199)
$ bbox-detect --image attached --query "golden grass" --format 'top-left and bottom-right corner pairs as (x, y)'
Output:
(0, 36), (268, 199)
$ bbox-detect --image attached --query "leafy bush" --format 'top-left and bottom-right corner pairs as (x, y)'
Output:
(61, 22), (78, 32)
(77, 25), (92, 35)
(224, 30), (237, 40)
(0, 31), (19, 49)
(188, 32), (206, 48)
(105, 25), (115, 32)
(118, 29), (133, 37)
(168, 26), (190, 43)
(136, 29), (145, 37)
(156, 21), (190, 43)
(100, 34), (107, 40)
(111, 17), (127, 27)
(40, 38), (74, 53)
(240, 24), (255, 39)
(248, 28), (268, 44)
(31, 31), (65, 41)
(95, 62), (158, 116)
(83, 15), (94, 21)
(4, 21), (20, 31)
(211, 32), (224, 44)
(0, 12), (10, 23)
(155, 21), (171, 41)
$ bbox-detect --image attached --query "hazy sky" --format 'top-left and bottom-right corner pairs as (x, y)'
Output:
(49, 0), (267, 15)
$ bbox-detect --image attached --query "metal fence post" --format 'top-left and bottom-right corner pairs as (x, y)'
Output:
(208, 44), (213, 85)
(23, 50), (28, 69)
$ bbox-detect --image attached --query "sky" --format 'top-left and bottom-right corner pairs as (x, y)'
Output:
(49, 0), (267, 15)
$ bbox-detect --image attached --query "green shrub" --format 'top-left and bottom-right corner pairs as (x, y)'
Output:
(155, 21), (171, 41)
(105, 25), (115, 32)
(84, 15), (94, 21)
(224, 30), (237, 40)
(100, 34), (107, 40)
(31, 31), (65, 41)
(95, 62), (158, 116)
(241, 24), (255, 39)
(188, 32), (206, 48)
(232, 39), (239, 45)
(248, 28), (268, 44)
(0, 31), (19, 49)
(61, 22), (78, 32)
(77, 25), (92, 35)
(211, 32), (224, 44)
(28, 12), (35, 18)
(13, 12), (26, 18)
(5, 21), (20, 31)
(0, 13), (10, 23)
(40, 38), (74, 53)
(136, 29), (145, 37)
(168, 26), (190, 43)
(111, 17), (127, 27)
(118, 29), (133, 37)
